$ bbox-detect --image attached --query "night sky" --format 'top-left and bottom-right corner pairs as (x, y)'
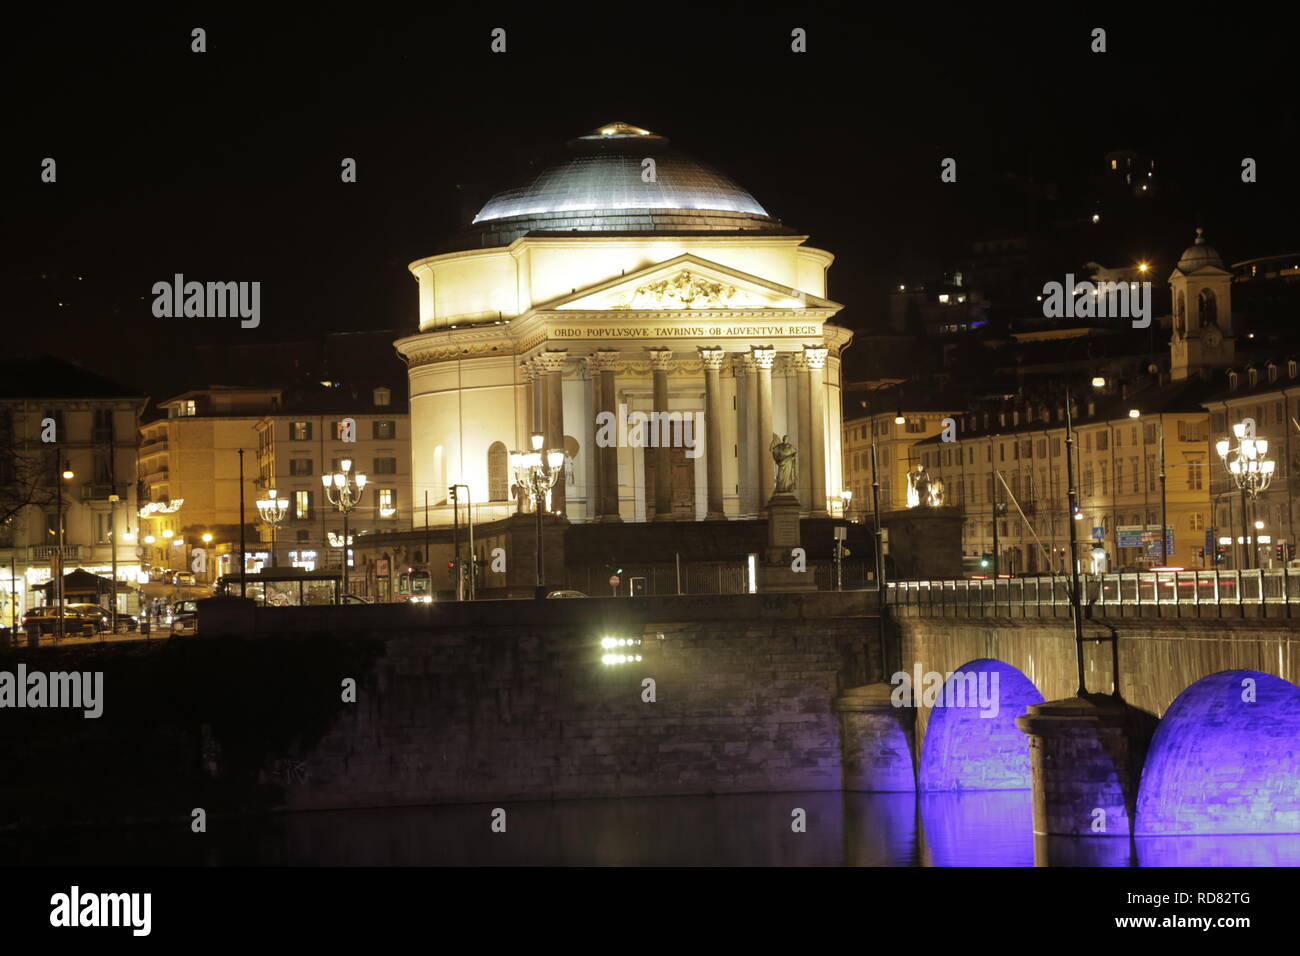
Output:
(5, 5), (1297, 399)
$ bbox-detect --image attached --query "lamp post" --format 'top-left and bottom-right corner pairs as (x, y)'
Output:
(54, 451), (74, 641)
(255, 489), (289, 568)
(1064, 386), (1087, 696)
(108, 493), (120, 634)
(510, 432), (565, 590)
(323, 459), (367, 600)
(1216, 423), (1274, 570)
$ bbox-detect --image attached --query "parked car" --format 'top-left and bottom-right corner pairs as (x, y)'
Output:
(169, 600), (199, 634)
(21, 608), (97, 635)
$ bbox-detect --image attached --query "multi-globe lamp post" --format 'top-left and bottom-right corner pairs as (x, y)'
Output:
(255, 488), (289, 569)
(1216, 423), (1274, 569)
(509, 432), (565, 590)
(323, 460), (367, 599)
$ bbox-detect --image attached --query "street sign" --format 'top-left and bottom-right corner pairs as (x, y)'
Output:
(608, 574), (620, 588)
(833, 526), (847, 540)
(1091, 526), (1105, 540)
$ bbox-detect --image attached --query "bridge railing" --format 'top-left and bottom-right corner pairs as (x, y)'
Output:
(885, 569), (1300, 617)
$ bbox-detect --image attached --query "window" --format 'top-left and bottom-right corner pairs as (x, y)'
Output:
(1129, 457), (1139, 493)
(294, 490), (313, 520)
(373, 387), (391, 407)
(1186, 458), (1204, 491)
(1096, 431), (1109, 451)
(1189, 513), (1205, 532)
(290, 458), (313, 477)
(377, 488), (397, 516)
(176, 400), (197, 417)
(372, 457), (397, 475)
(488, 442), (508, 501)
(373, 420), (396, 440)
(94, 512), (113, 545)
(1036, 439), (1046, 459)
(290, 421), (312, 441)
(1082, 466), (1094, 497)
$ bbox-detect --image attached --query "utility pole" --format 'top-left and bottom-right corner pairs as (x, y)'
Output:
(108, 494), (119, 634)
(1158, 422), (1169, 565)
(451, 485), (462, 601)
(55, 447), (66, 642)
(1065, 388), (1086, 696)
(238, 449), (247, 598)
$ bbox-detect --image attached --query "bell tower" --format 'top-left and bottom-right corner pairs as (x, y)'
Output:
(1169, 227), (1235, 381)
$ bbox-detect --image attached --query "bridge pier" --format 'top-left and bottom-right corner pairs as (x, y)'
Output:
(832, 684), (916, 791)
(1016, 694), (1156, 841)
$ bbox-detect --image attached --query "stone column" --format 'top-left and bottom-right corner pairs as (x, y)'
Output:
(538, 349), (567, 516)
(648, 348), (674, 521)
(752, 345), (776, 510)
(793, 352), (812, 512)
(805, 345), (829, 517)
(734, 354), (757, 516)
(698, 346), (726, 520)
(518, 359), (538, 514)
(588, 350), (622, 522)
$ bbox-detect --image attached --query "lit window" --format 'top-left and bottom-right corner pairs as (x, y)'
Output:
(294, 490), (313, 519)
(290, 421), (312, 441)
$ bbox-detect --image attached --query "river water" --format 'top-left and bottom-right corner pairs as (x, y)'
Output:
(11, 791), (1300, 866)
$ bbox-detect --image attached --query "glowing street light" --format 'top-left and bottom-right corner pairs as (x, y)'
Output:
(255, 488), (290, 567)
(510, 431), (566, 589)
(323, 462), (367, 599)
(1217, 422), (1275, 568)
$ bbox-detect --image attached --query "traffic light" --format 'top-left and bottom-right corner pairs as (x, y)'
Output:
(1215, 545), (1227, 564)
(979, 554), (991, 568)
(1277, 544), (1286, 563)
(1289, 543), (1297, 562)
(448, 486), (458, 502)
(447, 559), (457, 579)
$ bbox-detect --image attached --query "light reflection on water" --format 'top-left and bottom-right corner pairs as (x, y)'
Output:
(7, 792), (1299, 866)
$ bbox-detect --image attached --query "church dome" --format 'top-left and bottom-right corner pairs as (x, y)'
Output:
(456, 122), (790, 249)
(1176, 227), (1225, 272)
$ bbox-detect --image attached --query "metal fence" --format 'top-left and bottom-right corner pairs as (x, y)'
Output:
(565, 560), (871, 597)
(886, 569), (1300, 617)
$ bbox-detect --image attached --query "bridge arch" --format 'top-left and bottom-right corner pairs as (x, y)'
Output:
(1136, 669), (1300, 835)
(918, 659), (1043, 791)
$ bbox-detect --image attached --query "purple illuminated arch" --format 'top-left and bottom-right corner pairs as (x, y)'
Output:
(918, 659), (1044, 791)
(1136, 670), (1300, 835)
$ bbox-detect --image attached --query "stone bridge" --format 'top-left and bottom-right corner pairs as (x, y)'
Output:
(835, 609), (1300, 851)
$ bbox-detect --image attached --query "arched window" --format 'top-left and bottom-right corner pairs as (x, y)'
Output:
(1198, 288), (1218, 326)
(1174, 291), (1186, 335)
(487, 442), (508, 501)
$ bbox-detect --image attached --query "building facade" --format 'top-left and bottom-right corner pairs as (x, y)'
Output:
(0, 358), (147, 626)
(396, 123), (853, 528)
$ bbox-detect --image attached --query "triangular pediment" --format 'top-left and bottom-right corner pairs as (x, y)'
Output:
(539, 254), (840, 313)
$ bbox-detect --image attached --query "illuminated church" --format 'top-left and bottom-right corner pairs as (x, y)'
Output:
(396, 122), (853, 526)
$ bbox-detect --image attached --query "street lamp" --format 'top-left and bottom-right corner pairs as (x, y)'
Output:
(255, 489), (289, 568)
(510, 432), (565, 589)
(53, 451), (74, 641)
(323, 460), (367, 599)
(839, 488), (853, 519)
(1216, 423), (1275, 569)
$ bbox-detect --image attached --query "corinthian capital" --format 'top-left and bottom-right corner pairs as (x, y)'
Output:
(646, 347), (675, 372)
(750, 345), (776, 370)
(697, 346), (727, 370)
(586, 349), (621, 374)
(536, 349), (568, 374)
(802, 344), (829, 370)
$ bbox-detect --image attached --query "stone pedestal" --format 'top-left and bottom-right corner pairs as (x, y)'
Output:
(1016, 694), (1149, 839)
(833, 683), (917, 791)
(879, 506), (964, 579)
(759, 493), (816, 591)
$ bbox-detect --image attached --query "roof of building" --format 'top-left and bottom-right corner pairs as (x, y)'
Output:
(912, 377), (1217, 446)
(451, 123), (791, 249)
(0, 356), (145, 401)
(1175, 227), (1225, 273)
